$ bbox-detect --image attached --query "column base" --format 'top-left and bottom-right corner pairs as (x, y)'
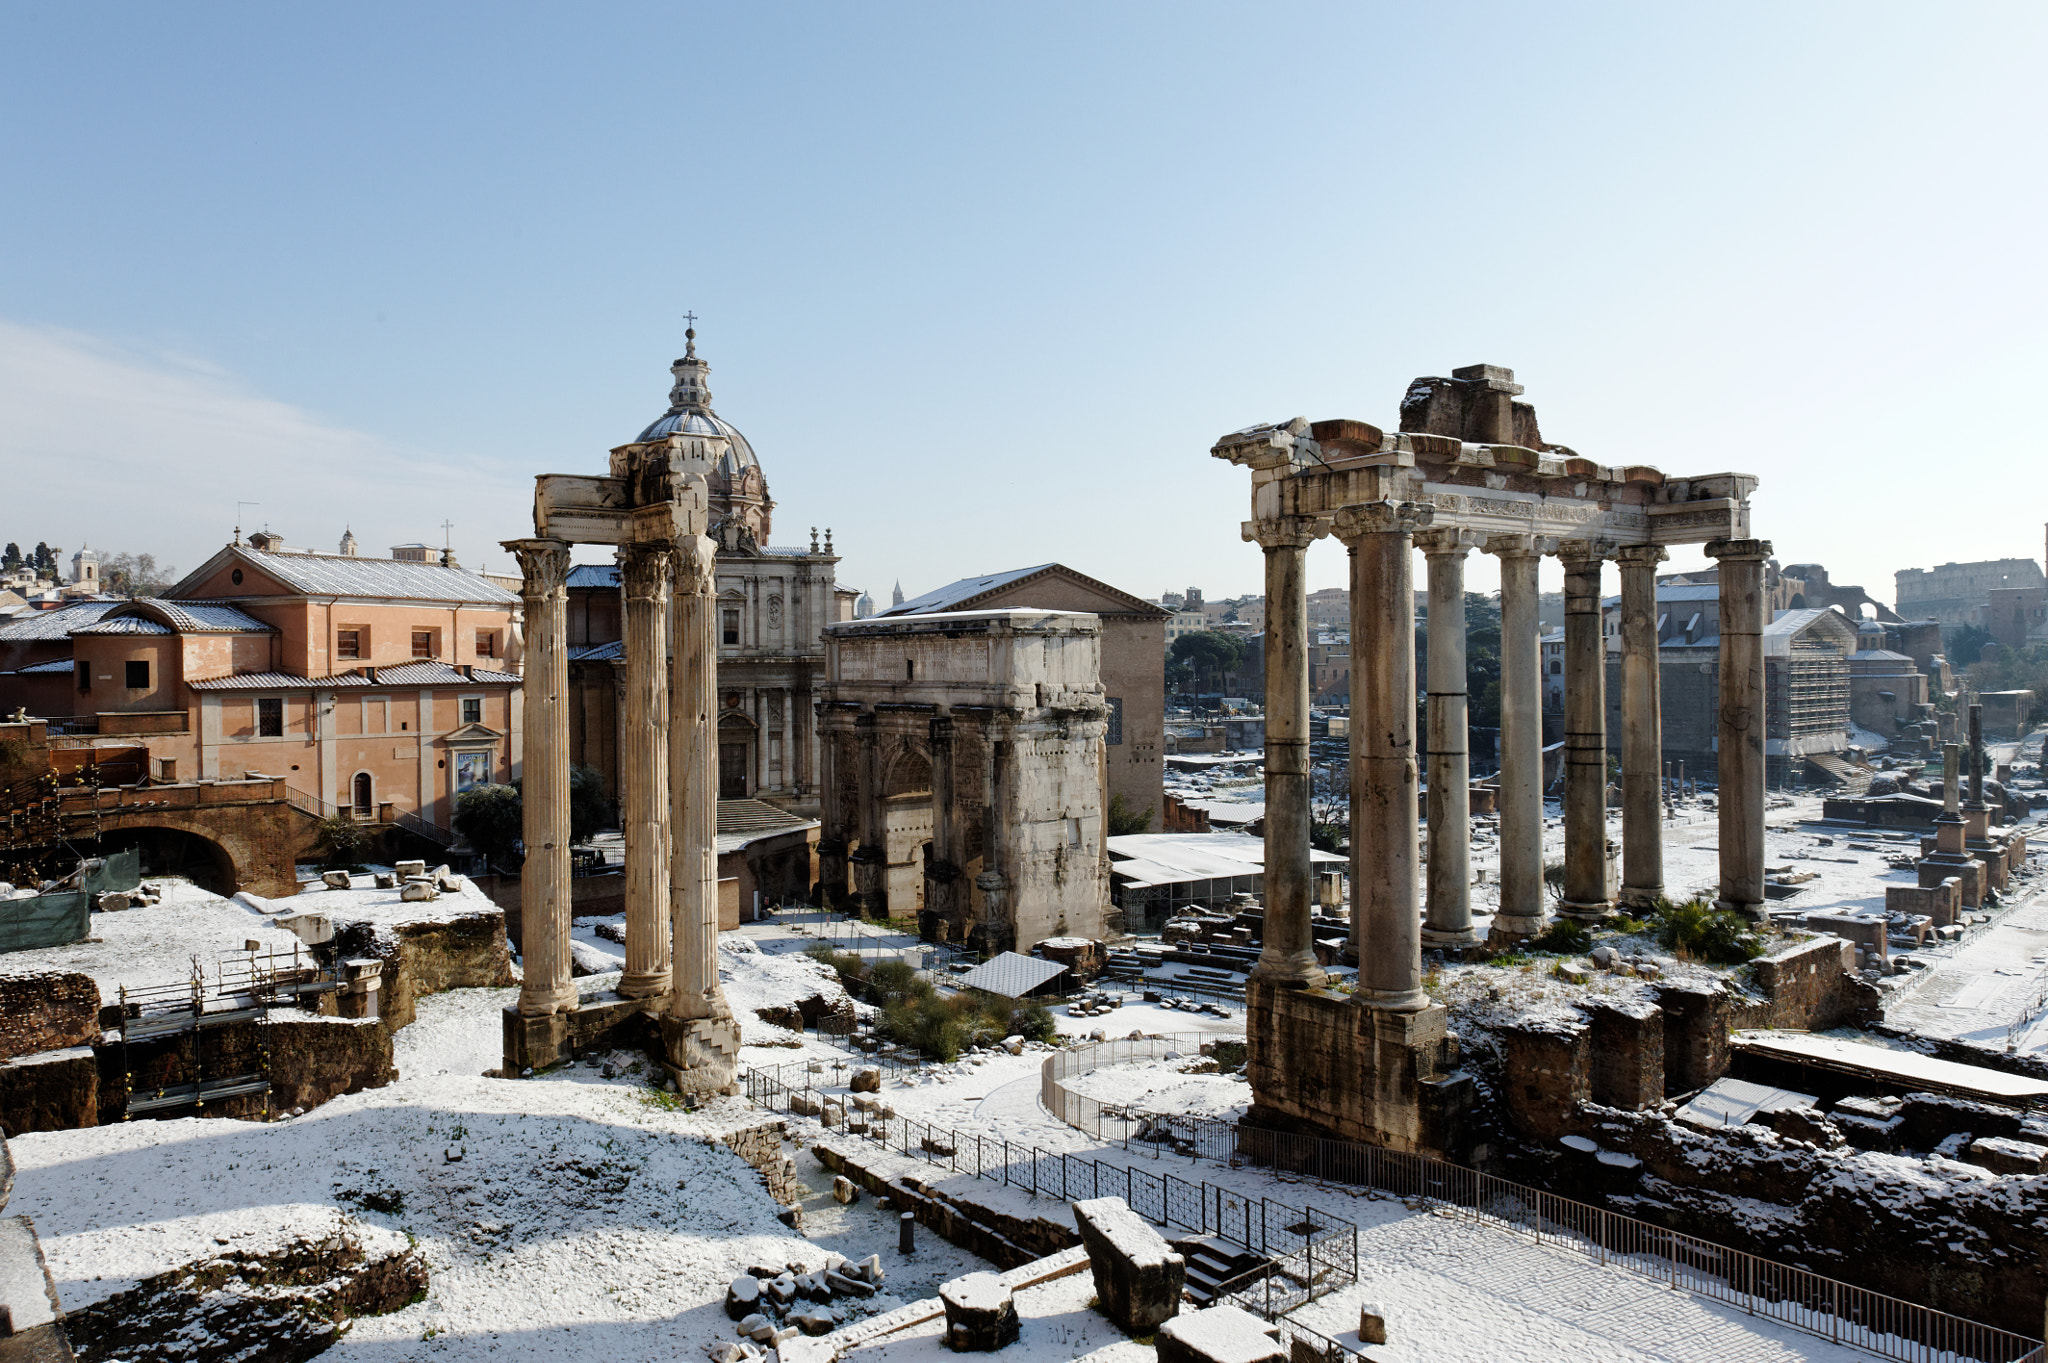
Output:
(1618, 885), (1664, 911)
(517, 981), (578, 1018)
(1557, 899), (1615, 923)
(1249, 952), (1325, 989)
(1419, 926), (1482, 950)
(1355, 985), (1432, 1012)
(1485, 913), (1547, 947)
(1713, 897), (1767, 922)
(616, 972), (671, 1002)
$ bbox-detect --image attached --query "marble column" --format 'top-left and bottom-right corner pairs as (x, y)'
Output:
(665, 532), (738, 1089)
(1615, 544), (1668, 910)
(507, 538), (576, 1017)
(975, 727), (1011, 953)
(1335, 501), (1432, 1012)
(1707, 537), (1771, 919)
(1250, 516), (1324, 987)
(617, 543), (673, 1001)
(1557, 541), (1615, 921)
(924, 714), (963, 940)
(815, 718), (848, 907)
(1486, 536), (1547, 941)
(1416, 528), (1478, 949)
(1935, 742), (1968, 853)
(851, 712), (885, 918)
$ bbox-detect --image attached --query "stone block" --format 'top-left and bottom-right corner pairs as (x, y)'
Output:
(1157, 1303), (1286, 1363)
(940, 1271), (1019, 1352)
(1966, 1136), (2048, 1175)
(373, 873), (398, 889)
(1588, 1000), (1664, 1111)
(395, 860), (427, 879)
(724, 1276), (762, 1320)
(832, 1175), (859, 1205)
(400, 879), (439, 902)
(1359, 1301), (1388, 1345)
(1073, 1195), (1184, 1334)
(321, 871), (353, 890)
(850, 1067), (881, 1093)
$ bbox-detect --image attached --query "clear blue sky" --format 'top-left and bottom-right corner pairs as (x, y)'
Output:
(3, 3), (2043, 606)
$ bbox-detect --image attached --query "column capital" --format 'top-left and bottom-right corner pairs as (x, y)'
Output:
(1243, 516), (1325, 551)
(1555, 538), (1616, 565)
(619, 542), (672, 598)
(673, 533), (717, 594)
(1483, 533), (1557, 560)
(1613, 544), (1669, 569)
(1705, 537), (1773, 563)
(503, 539), (572, 597)
(1331, 499), (1433, 542)
(1413, 527), (1482, 558)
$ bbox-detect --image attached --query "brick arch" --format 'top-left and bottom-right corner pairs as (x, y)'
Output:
(89, 803), (297, 897)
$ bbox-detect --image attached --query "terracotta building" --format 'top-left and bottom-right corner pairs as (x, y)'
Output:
(0, 535), (521, 835)
(878, 563), (1167, 824)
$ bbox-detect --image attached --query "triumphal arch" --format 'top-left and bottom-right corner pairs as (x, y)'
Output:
(1214, 363), (1767, 1153)
(499, 334), (740, 1093)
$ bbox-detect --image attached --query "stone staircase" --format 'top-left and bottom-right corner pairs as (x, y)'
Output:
(1169, 1233), (1270, 1307)
(1806, 753), (1874, 796)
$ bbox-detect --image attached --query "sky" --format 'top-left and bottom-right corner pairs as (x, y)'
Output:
(2, 3), (2044, 607)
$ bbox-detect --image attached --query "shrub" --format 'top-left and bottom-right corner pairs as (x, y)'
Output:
(1530, 918), (1591, 955)
(453, 784), (522, 872)
(865, 958), (932, 1007)
(1009, 1001), (1058, 1045)
(315, 815), (372, 870)
(568, 764), (613, 843)
(1107, 793), (1154, 837)
(802, 941), (869, 987)
(1653, 898), (1765, 965)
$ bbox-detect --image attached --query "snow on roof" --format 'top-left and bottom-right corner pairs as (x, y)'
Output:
(0, 602), (122, 641)
(170, 546), (516, 606)
(1105, 832), (1343, 888)
(955, 951), (1066, 998)
(1731, 1030), (2048, 1103)
(74, 600), (274, 635)
(566, 564), (621, 589)
(1674, 1077), (1818, 1130)
(7, 659), (74, 675)
(714, 799), (818, 854)
(186, 662), (520, 691)
(882, 565), (1057, 615)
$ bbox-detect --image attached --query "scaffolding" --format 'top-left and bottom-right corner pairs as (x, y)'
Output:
(116, 944), (340, 1118)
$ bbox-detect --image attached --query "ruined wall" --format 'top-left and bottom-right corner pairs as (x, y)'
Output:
(268, 1017), (397, 1111)
(720, 1120), (803, 1208)
(1746, 936), (1867, 1030)
(330, 909), (514, 1032)
(0, 971), (99, 1060)
(0, 1046), (97, 1137)
(814, 1141), (1079, 1270)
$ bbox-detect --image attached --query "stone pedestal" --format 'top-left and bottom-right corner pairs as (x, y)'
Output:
(1074, 1196), (1184, 1335)
(1487, 536), (1548, 942)
(1558, 542), (1614, 920)
(1615, 545), (1667, 909)
(940, 1272), (1020, 1352)
(1251, 517), (1325, 986)
(1157, 1304), (1286, 1363)
(1708, 538), (1771, 919)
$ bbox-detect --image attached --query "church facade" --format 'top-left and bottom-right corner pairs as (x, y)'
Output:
(566, 339), (858, 813)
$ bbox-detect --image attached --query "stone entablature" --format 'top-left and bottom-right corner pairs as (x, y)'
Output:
(816, 610), (1109, 954)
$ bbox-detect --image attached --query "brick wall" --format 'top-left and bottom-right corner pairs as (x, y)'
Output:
(0, 972), (100, 1061)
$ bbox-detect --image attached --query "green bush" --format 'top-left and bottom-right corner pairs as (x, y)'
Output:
(1652, 898), (1765, 965)
(315, 815), (372, 871)
(802, 941), (869, 987)
(865, 958), (933, 1007)
(1010, 1001), (1058, 1045)
(453, 784), (522, 872)
(1530, 918), (1591, 955)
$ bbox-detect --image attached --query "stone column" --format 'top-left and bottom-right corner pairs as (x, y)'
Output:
(1416, 528), (1478, 949)
(507, 538), (576, 1017)
(851, 712), (885, 918)
(1615, 544), (1668, 910)
(1335, 501), (1432, 1012)
(1557, 541), (1615, 921)
(664, 532), (738, 1091)
(617, 543), (673, 1001)
(923, 714), (962, 941)
(1965, 702), (1991, 839)
(1486, 536), (1547, 941)
(815, 717), (848, 906)
(1249, 516), (1324, 987)
(974, 727), (1011, 954)
(1707, 538), (1772, 919)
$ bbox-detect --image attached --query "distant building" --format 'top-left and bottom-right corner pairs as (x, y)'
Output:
(68, 545), (98, 588)
(1895, 558), (2045, 629)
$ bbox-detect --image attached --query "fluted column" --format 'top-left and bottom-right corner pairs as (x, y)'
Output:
(617, 543), (672, 1000)
(1558, 540), (1615, 921)
(507, 538), (575, 1017)
(1486, 536), (1547, 941)
(1616, 544), (1667, 910)
(1707, 537), (1771, 919)
(1335, 500), (1432, 1012)
(1250, 515), (1324, 987)
(1416, 528), (1479, 949)
(667, 533), (732, 1027)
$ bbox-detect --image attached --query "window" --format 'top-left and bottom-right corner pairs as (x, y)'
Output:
(905, 659), (915, 681)
(1106, 696), (1124, 745)
(475, 629), (496, 658)
(257, 697), (284, 737)
(461, 696), (483, 725)
(76, 661), (90, 694)
(722, 610), (740, 646)
(125, 660), (150, 689)
(337, 629), (361, 660)
(412, 629), (435, 659)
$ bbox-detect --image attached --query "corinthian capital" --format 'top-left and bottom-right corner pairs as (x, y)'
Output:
(1555, 538), (1616, 566)
(619, 543), (672, 600)
(1244, 516), (1324, 551)
(1613, 544), (1669, 569)
(1330, 500), (1434, 542)
(674, 533), (718, 595)
(504, 539), (572, 598)
(1705, 537), (1773, 563)
(1412, 527), (1482, 558)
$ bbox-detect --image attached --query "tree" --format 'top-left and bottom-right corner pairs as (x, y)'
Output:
(315, 815), (372, 870)
(569, 764), (613, 843)
(1, 544), (19, 573)
(1106, 792), (1153, 836)
(1947, 623), (1996, 668)
(1169, 630), (1246, 695)
(453, 784), (523, 871)
(31, 543), (55, 580)
(101, 551), (177, 599)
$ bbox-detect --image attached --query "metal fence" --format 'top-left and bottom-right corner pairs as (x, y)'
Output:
(1031, 1041), (2047, 1363)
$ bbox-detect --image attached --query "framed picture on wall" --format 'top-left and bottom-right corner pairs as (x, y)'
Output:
(454, 750), (493, 792)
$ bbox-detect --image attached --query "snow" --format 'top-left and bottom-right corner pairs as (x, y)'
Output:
(1059, 1056), (1250, 1120)
(841, 1258), (1147, 1363)
(0, 878), (310, 1000)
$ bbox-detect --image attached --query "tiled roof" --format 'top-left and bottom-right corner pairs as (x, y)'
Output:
(186, 662), (520, 692)
(72, 616), (171, 635)
(567, 564), (621, 589)
(171, 548), (517, 605)
(882, 566), (1057, 616)
(0, 602), (122, 641)
(73, 600), (273, 636)
(7, 659), (75, 675)
(569, 642), (623, 663)
(714, 798), (818, 854)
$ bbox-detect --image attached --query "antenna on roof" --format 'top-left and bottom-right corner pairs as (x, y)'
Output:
(235, 502), (261, 547)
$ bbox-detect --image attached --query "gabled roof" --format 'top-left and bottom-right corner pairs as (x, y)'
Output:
(0, 602), (123, 641)
(168, 545), (517, 606)
(881, 564), (1168, 620)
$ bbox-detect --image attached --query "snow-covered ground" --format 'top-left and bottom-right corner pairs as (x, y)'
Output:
(1058, 1055), (1249, 1121)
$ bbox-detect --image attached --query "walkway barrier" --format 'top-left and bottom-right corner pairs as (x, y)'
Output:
(1036, 1038), (2047, 1363)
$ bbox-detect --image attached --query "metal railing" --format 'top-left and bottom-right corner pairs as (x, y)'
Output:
(284, 786), (453, 847)
(1027, 1041), (2046, 1363)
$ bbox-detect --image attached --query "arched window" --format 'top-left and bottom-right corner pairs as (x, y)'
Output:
(352, 772), (373, 817)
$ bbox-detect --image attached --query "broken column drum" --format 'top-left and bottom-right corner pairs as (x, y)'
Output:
(1211, 365), (1763, 1155)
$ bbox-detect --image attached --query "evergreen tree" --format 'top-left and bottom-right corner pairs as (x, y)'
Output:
(31, 543), (55, 578)
(1, 543), (19, 572)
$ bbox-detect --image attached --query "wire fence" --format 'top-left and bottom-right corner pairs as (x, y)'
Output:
(1035, 1039), (2046, 1363)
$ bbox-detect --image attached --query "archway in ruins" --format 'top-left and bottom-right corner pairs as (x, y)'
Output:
(882, 742), (932, 915)
(84, 826), (237, 896)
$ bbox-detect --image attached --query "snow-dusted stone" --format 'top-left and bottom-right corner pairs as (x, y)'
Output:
(794, 1309), (836, 1336)
(850, 1068), (881, 1093)
(704, 1343), (755, 1363)
(766, 1275), (797, 1306)
(1590, 946), (1615, 968)
(736, 1311), (771, 1337)
(1156, 1303), (1285, 1363)
(857, 1254), (883, 1284)
(824, 1268), (875, 1299)
(1002, 1036), (1025, 1055)
(1558, 961), (1591, 985)
(776, 1337), (833, 1363)
(1073, 1195), (1183, 1333)
(726, 1277), (763, 1320)
(940, 1271), (1019, 1351)
(395, 860), (427, 879)
(373, 873), (398, 889)
(322, 871), (354, 890)
(1968, 1136), (2048, 1174)
(1359, 1301), (1388, 1345)
(820, 1102), (842, 1128)
(831, 1176), (859, 1205)
(400, 878), (439, 902)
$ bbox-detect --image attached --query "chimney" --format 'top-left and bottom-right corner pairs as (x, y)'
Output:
(364, 666), (379, 685)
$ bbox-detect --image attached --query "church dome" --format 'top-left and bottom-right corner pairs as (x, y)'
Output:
(635, 329), (759, 482)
